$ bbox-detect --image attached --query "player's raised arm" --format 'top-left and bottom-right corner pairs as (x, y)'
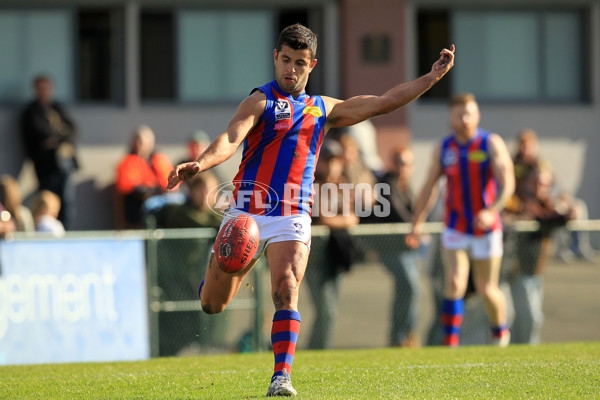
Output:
(324, 45), (455, 130)
(167, 92), (266, 190)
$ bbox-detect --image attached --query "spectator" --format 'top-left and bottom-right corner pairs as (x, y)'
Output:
(338, 132), (377, 190)
(512, 129), (594, 262)
(114, 125), (174, 229)
(337, 132), (378, 222)
(307, 139), (361, 349)
(0, 175), (34, 232)
(20, 74), (79, 229)
(0, 201), (16, 239)
(513, 129), (553, 197)
(31, 190), (65, 236)
(503, 165), (575, 344)
(344, 119), (385, 179)
(178, 130), (211, 165)
(377, 146), (421, 347)
(152, 171), (222, 230)
(407, 93), (515, 347)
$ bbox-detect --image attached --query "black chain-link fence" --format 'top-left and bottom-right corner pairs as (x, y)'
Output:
(147, 221), (599, 355)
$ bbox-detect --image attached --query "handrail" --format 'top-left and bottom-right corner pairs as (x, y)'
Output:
(5, 220), (599, 241)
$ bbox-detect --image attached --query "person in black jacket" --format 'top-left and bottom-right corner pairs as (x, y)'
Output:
(20, 75), (78, 229)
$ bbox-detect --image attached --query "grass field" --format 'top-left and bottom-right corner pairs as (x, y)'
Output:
(1, 342), (598, 399)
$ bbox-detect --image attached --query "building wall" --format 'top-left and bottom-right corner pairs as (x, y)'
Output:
(341, 0), (411, 164)
(0, 0), (598, 231)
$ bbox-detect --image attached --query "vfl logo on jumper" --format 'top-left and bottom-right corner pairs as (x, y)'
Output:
(275, 99), (291, 121)
(207, 180), (281, 216)
(442, 148), (458, 167)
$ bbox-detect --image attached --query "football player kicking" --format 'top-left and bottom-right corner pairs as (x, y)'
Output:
(167, 23), (454, 397)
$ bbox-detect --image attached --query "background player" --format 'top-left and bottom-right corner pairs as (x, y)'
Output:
(406, 93), (514, 347)
(167, 24), (454, 396)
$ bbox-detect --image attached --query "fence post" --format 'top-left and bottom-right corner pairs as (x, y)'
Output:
(145, 223), (161, 358)
(252, 261), (264, 351)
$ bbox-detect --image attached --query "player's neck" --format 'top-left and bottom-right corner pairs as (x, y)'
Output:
(454, 128), (478, 144)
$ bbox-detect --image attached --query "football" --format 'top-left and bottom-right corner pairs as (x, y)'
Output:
(213, 214), (260, 273)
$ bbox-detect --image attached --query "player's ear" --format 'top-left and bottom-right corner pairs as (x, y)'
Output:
(273, 49), (278, 65)
(309, 58), (317, 72)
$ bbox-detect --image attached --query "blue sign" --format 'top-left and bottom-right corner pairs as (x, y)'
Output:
(0, 238), (150, 365)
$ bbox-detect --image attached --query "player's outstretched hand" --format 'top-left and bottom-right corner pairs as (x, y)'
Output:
(166, 162), (201, 190)
(431, 44), (455, 78)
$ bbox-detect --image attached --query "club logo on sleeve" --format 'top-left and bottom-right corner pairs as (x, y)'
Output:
(275, 99), (291, 121)
(303, 106), (323, 117)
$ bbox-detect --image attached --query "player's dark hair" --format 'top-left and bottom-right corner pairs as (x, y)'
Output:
(277, 23), (318, 60)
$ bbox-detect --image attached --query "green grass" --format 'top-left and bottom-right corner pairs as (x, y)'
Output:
(1, 342), (599, 399)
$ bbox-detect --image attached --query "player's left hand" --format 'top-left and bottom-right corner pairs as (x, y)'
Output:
(474, 208), (496, 231)
(431, 44), (455, 77)
(166, 161), (201, 190)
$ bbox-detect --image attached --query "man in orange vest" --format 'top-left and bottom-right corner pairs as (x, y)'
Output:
(115, 124), (174, 229)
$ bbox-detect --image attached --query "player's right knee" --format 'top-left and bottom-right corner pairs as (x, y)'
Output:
(201, 299), (226, 315)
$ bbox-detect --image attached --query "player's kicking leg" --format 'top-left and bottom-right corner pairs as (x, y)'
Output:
(199, 253), (258, 314)
(265, 240), (309, 397)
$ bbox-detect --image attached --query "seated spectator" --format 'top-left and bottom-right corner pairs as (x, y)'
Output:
(512, 129), (594, 262)
(114, 125), (174, 229)
(0, 175), (35, 232)
(513, 129), (553, 188)
(31, 190), (65, 236)
(152, 171), (222, 230)
(0, 201), (16, 239)
(178, 130), (211, 165)
(503, 165), (576, 344)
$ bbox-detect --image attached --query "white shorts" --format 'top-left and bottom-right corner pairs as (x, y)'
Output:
(441, 228), (503, 260)
(216, 208), (312, 260)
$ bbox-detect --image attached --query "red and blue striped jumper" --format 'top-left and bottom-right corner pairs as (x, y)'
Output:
(232, 80), (327, 217)
(439, 128), (505, 345)
(234, 80), (327, 380)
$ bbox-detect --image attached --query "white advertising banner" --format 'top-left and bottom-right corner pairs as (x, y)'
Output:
(0, 238), (150, 365)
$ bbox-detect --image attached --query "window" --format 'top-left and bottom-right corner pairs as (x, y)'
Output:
(77, 9), (124, 102)
(140, 8), (319, 103)
(140, 11), (176, 100)
(0, 10), (74, 103)
(177, 11), (273, 102)
(0, 8), (123, 104)
(417, 9), (589, 103)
